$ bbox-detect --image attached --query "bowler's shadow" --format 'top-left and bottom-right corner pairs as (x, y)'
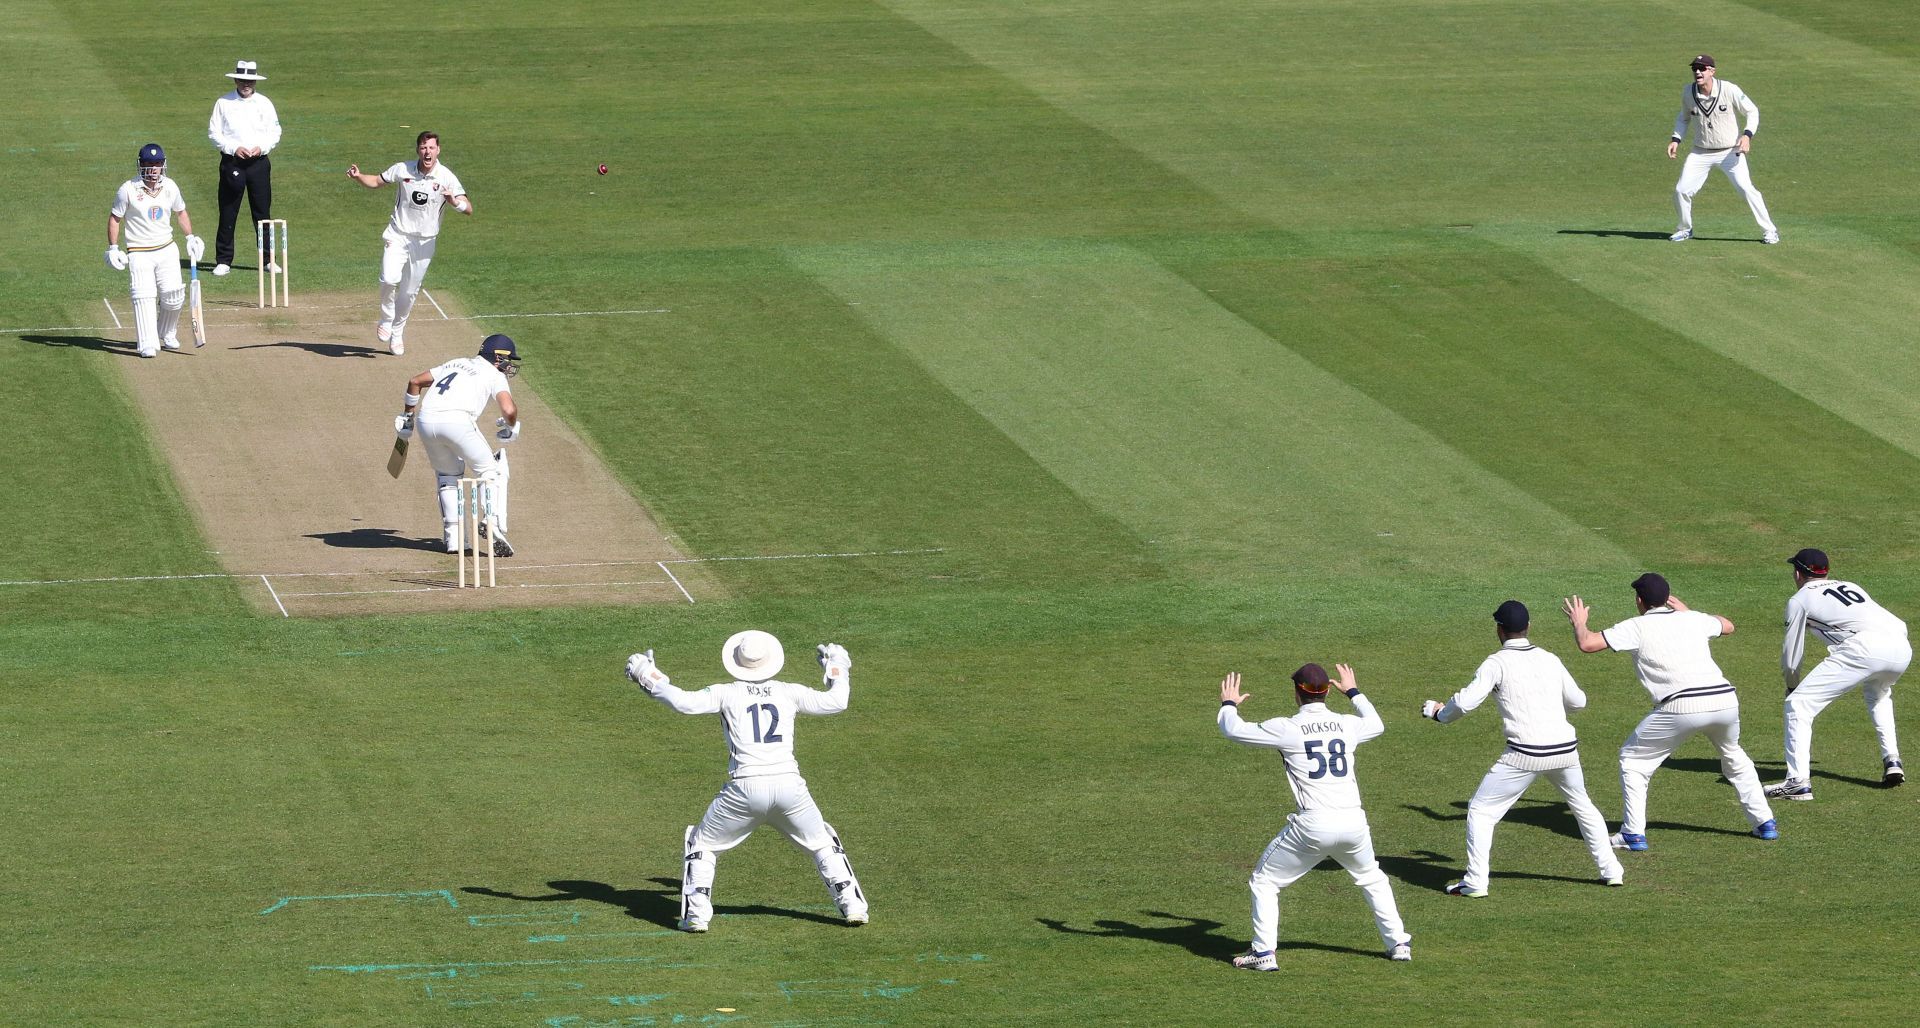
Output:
(1038, 909), (1376, 960)
(1555, 229), (1674, 240)
(463, 878), (844, 928)
(305, 528), (444, 552)
(17, 334), (138, 356)
(232, 339), (384, 358)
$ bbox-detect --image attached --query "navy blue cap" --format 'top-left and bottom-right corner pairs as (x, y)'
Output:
(1292, 663), (1331, 693)
(1788, 548), (1829, 576)
(1631, 573), (1670, 607)
(1493, 600), (1529, 632)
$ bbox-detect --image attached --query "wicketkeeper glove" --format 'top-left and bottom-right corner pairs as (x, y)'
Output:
(816, 643), (851, 683)
(1421, 700), (1444, 721)
(184, 235), (205, 263)
(495, 416), (522, 445)
(393, 413), (415, 439)
(625, 650), (671, 693)
(105, 246), (128, 271)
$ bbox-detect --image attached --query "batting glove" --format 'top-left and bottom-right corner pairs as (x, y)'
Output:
(393, 413), (414, 439)
(495, 416), (522, 445)
(625, 650), (671, 693)
(1421, 700), (1444, 721)
(184, 234), (205, 263)
(105, 246), (128, 271)
(816, 643), (851, 682)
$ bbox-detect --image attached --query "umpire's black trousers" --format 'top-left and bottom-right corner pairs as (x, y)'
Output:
(215, 153), (273, 266)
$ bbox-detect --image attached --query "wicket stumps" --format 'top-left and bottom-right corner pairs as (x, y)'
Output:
(456, 477), (497, 588)
(257, 218), (289, 308)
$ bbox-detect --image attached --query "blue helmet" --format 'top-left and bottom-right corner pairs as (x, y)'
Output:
(479, 333), (521, 376)
(138, 142), (166, 185)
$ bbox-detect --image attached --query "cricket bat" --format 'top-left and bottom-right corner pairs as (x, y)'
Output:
(188, 263), (207, 348)
(387, 414), (412, 478)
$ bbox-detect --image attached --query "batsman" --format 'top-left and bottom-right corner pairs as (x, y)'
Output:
(106, 144), (205, 357)
(394, 333), (522, 556)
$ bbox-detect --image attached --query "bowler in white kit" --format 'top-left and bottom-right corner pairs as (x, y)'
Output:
(395, 334), (520, 555)
(625, 632), (869, 933)
(1565, 573), (1777, 850)
(1767, 548), (1908, 801)
(106, 144), (205, 358)
(1421, 601), (1623, 897)
(347, 131), (471, 355)
(1217, 662), (1412, 969)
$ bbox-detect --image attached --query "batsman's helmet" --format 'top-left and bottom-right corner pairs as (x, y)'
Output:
(138, 142), (166, 184)
(479, 333), (520, 376)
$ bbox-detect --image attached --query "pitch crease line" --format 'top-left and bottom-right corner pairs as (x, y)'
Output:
(102, 298), (122, 330)
(4, 308), (673, 336)
(422, 289), (450, 320)
(260, 574), (290, 618)
(658, 561), (695, 604)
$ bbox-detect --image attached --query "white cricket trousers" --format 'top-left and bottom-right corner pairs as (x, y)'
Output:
(1247, 809), (1409, 955)
(1784, 634), (1908, 782)
(1618, 705), (1773, 836)
(418, 412), (501, 551)
(125, 243), (186, 356)
(378, 227), (438, 338)
(1673, 148), (1777, 235)
(683, 773), (866, 924)
(1459, 760), (1621, 893)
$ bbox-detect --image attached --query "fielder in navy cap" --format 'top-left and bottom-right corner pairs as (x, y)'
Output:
(1786, 548), (1828, 577)
(1493, 600), (1530, 633)
(1630, 573), (1671, 609)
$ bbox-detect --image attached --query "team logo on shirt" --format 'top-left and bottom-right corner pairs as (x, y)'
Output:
(148, 205), (163, 220)
(410, 190), (430, 206)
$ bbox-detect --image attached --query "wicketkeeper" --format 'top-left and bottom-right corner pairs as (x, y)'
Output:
(624, 631), (869, 933)
(396, 334), (520, 555)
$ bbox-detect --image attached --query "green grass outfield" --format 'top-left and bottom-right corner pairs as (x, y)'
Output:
(5, 0), (1919, 1023)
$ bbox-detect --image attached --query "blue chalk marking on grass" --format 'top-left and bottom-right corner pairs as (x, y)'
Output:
(258, 889), (458, 916)
(913, 952), (987, 963)
(529, 928), (680, 944)
(468, 910), (585, 927)
(311, 955), (706, 974)
(606, 993), (671, 1006)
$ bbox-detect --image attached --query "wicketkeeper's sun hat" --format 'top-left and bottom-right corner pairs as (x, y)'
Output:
(722, 629), (785, 682)
(1787, 548), (1830, 576)
(226, 60), (266, 81)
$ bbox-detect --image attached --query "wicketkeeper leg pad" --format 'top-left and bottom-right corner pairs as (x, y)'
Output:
(811, 823), (866, 918)
(682, 825), (716, 923)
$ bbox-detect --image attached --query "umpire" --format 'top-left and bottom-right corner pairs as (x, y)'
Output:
(206, 60), (281, 276)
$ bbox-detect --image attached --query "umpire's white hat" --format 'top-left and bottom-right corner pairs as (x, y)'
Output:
(226, 60), (266, 81)
(722, 630), (785, 682)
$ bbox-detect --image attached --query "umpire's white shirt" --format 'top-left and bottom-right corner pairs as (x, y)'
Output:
(1219, 695), (1383, 813)
(1783, 578), (1909, 686)
(652, 677), (849, 778)
(1436, 639), (1584, 770)
(1602, 607), (1737, 713)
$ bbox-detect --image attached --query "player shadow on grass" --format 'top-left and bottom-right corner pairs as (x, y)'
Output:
(16, 334), (140, 356)
(1747, 757), (1883, 790)
(1374, 845), (1601, 888)
(461, 879), (845, 929)
(1404, 799), (1590, 841)
(1036, 910), (1377, 960)
(1556, 229), (1752, 242)
(231, 339), (386, 358)
(305, 528), (446, 551)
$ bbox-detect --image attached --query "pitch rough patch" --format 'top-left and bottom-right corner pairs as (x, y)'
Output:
(112, 290), (707, 616)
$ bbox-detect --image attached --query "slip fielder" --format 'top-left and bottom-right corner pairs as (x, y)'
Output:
(1218, 662), (1412, 969)
(1565, 574), (1777, 850)
(106, 144), (205, 358)
(1767, 548), (1908, 801)
(1668, 54), (1779, 244)
(1421, 601), (1623, 898)
(347, 131), (471, 356)
(624, 632), (869, 933)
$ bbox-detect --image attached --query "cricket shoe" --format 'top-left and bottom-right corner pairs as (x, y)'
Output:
(1388, 943), (1412, 962)
(677, 916), (708, 934)
(376, 322), (392, 343)
(1602, 871), (1625, 887)
(845, 910), (869, 927)
(1752, 819), (1779, 841)
(137, 346), (159, 358)
(1610, 832), (1649, 852)
(389, 335), (405, 356)
(1885, 759), (1905, 787)
(1443, 881), (1487, 898)
(1231, 950), (1277, 972)
(161, 336), (181, 351)
(1764, 779), (1814, 801)
(212, 263), (231, 276)
(1762, 231), (1780, 245)
(479, 522), (514, 557)
(1669, 229), (1692, 242)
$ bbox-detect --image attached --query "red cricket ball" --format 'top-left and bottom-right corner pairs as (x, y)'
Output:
(597, 164), (608, 175)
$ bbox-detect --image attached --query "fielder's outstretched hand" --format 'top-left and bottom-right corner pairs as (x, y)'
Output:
(817, 643), (851, 684)
(1333, 663), (1359, 695)
(1562, 595), (1590, 627)
(1220, 671), (1249, 705)
(1421, 699), (1444, 720)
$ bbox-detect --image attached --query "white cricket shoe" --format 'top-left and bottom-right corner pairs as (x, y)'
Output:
(389, 335), (405, 356)
(161, 336), (181, 351)
(1669, 229), (1692, 242)
(1388, 943), (1413, 962)
(1763, 778), (1813, 801)
(137, 346), (159, 358)
(376, 323), (392, 343)
(1444, 880), (1487, 898)
(212, 264), (231, 276)
(845, 910), (869, 927)
(1231, 950), (1277, 972)
(1762, 231), (1780, 245)
(677, 916), (708, 934)
(1603, 871), (1625, 887)
(266, 261), (281, 273)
